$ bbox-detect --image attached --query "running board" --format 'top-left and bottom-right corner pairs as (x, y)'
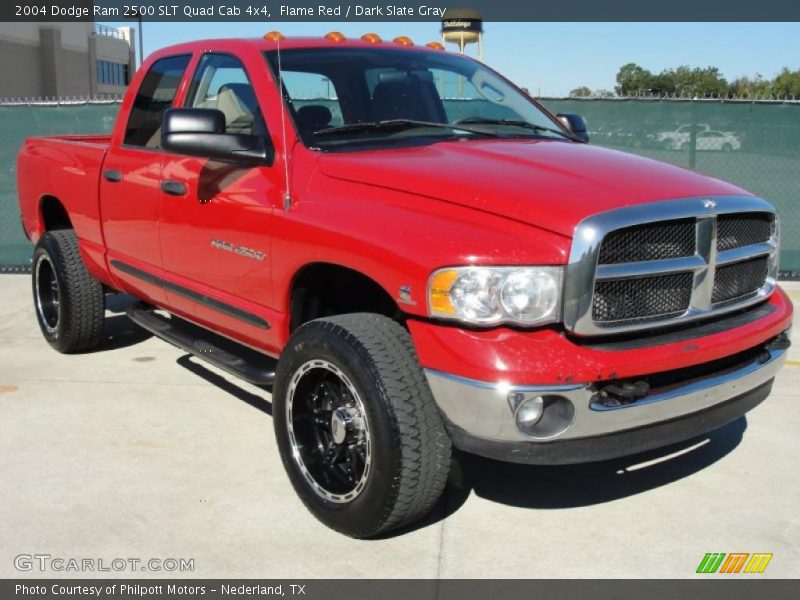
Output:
(126, 302), (276, 386)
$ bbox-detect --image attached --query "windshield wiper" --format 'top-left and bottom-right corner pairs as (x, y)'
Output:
(454, 117), (585, 142)
(313, 119), (503, 138)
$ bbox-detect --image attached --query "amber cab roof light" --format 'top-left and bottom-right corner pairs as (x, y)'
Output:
(263, 31), (286, 42)
(325, 31), (346, 42)
(393, 36), (414, 46)
(361, 33), (382, 44)
(425, 41), (445, 51)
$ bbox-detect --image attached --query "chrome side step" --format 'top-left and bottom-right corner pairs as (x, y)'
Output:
(126, 302), (276, 386)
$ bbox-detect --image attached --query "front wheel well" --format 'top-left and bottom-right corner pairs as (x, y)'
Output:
(40, 195), (72, 232)
(289, 263), (404, 332)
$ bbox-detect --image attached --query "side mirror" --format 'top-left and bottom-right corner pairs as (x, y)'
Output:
(161, 108), (274, 166)
(557, 113), (589, 142)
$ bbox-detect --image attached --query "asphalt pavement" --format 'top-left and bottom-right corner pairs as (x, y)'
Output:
(1, 275), (798, 578)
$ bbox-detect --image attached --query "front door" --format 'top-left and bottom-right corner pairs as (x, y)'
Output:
(158, 52), (280, 348)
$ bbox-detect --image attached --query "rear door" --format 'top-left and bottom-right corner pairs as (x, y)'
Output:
(158, 52), (279, 346)
(101, 54), (192, 303)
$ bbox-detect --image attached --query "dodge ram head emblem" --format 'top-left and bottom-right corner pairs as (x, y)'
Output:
(702, 199), (717, 209)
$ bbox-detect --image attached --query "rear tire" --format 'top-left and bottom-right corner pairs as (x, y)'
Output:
(273, 313), (451, 538)
(32, 230), (105, 353)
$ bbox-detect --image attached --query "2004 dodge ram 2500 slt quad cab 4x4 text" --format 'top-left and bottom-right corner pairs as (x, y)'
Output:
(17, 33), (792, 538)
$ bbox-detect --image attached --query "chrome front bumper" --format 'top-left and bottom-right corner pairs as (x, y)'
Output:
(425, 333), (788, 459)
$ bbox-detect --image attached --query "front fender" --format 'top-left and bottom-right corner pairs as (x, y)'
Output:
(270, 174), (570, 336)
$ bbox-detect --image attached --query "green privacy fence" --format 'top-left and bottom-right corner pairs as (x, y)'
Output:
(541, 97), (800, 273)
(0, 101), (120, 269)
(1, 98), (799, 273)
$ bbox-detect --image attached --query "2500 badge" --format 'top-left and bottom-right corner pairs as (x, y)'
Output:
(211, 239), (266, 262)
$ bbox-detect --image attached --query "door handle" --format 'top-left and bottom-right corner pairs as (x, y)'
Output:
(160, 180), (188, 196)
(103, 169), (122, 183)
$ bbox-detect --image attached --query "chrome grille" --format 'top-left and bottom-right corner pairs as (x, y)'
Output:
(593, 272), (693, 324)
(598, 219), (695, 264)
(717, 213), (773, 252)
(564, 197), (779, 336)
(712, 256), (769, 305)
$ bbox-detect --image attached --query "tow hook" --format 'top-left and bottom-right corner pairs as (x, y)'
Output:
(594, 380), (650, 408)
(760, 332), (791, 363)
(765, 332), (791, 352)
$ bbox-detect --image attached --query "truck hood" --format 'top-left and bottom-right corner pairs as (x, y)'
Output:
(317, 139), (749, 237)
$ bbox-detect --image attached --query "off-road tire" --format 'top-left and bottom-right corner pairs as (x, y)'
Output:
(32, 230), (105, 353)
(273, 313), (452, 538)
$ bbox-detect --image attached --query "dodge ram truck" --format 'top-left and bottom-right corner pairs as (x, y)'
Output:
(17, 33), (792, 538)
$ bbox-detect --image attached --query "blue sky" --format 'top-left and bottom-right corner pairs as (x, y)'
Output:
(103, 21), (799, 96)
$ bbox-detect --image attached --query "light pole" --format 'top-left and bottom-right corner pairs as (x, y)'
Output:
(137, 15), (143, 67)
(125, 13), (144, 68)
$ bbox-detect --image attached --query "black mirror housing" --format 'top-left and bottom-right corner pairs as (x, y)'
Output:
(557, 113), (590, 142)
(163, 108), (225, 135)
(161, 108), (274, 166)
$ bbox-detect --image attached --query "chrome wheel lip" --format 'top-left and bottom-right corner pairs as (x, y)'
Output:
(286, 359), (372, 504)
(34, 253), (60, 334)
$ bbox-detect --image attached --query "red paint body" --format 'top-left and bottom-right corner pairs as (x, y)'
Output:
(16, 38), (792, 385)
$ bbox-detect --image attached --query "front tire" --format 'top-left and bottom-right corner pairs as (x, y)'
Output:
(273, 314), (451, 538)
(32, 230), (105, 353)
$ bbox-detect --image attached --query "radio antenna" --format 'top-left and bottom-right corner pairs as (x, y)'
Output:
(276, 36), (292, 211)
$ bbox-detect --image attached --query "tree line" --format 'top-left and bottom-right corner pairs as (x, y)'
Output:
(569, 64), (800, 98)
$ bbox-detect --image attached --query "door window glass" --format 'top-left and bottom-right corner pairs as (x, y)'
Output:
(185, 53), (264, 135)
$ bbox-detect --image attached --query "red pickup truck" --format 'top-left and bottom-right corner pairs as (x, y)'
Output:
(17, 34), (792, 538)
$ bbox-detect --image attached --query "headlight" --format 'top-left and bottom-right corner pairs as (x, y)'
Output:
(428, 266), (563, 326)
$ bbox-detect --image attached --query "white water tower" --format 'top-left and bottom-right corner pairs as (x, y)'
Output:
(441, 8), (484, 61)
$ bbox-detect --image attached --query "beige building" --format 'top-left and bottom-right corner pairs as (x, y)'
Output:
(0, 23), (136, 99)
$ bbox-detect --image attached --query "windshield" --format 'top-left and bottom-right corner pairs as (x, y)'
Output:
(264, 47), (572, 151)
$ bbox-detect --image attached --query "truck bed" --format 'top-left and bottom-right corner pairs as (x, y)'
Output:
(28, 134), (112, 148)
(17, 134), (111, 274)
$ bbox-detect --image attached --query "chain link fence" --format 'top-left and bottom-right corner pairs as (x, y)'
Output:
(1, 96), (798, 275)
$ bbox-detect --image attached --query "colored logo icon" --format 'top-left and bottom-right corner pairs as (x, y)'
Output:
(696, 553), (773, 574)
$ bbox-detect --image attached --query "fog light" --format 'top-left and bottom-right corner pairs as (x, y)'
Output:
(514, 395), (544, 430)
(508, 392), (576, 439)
